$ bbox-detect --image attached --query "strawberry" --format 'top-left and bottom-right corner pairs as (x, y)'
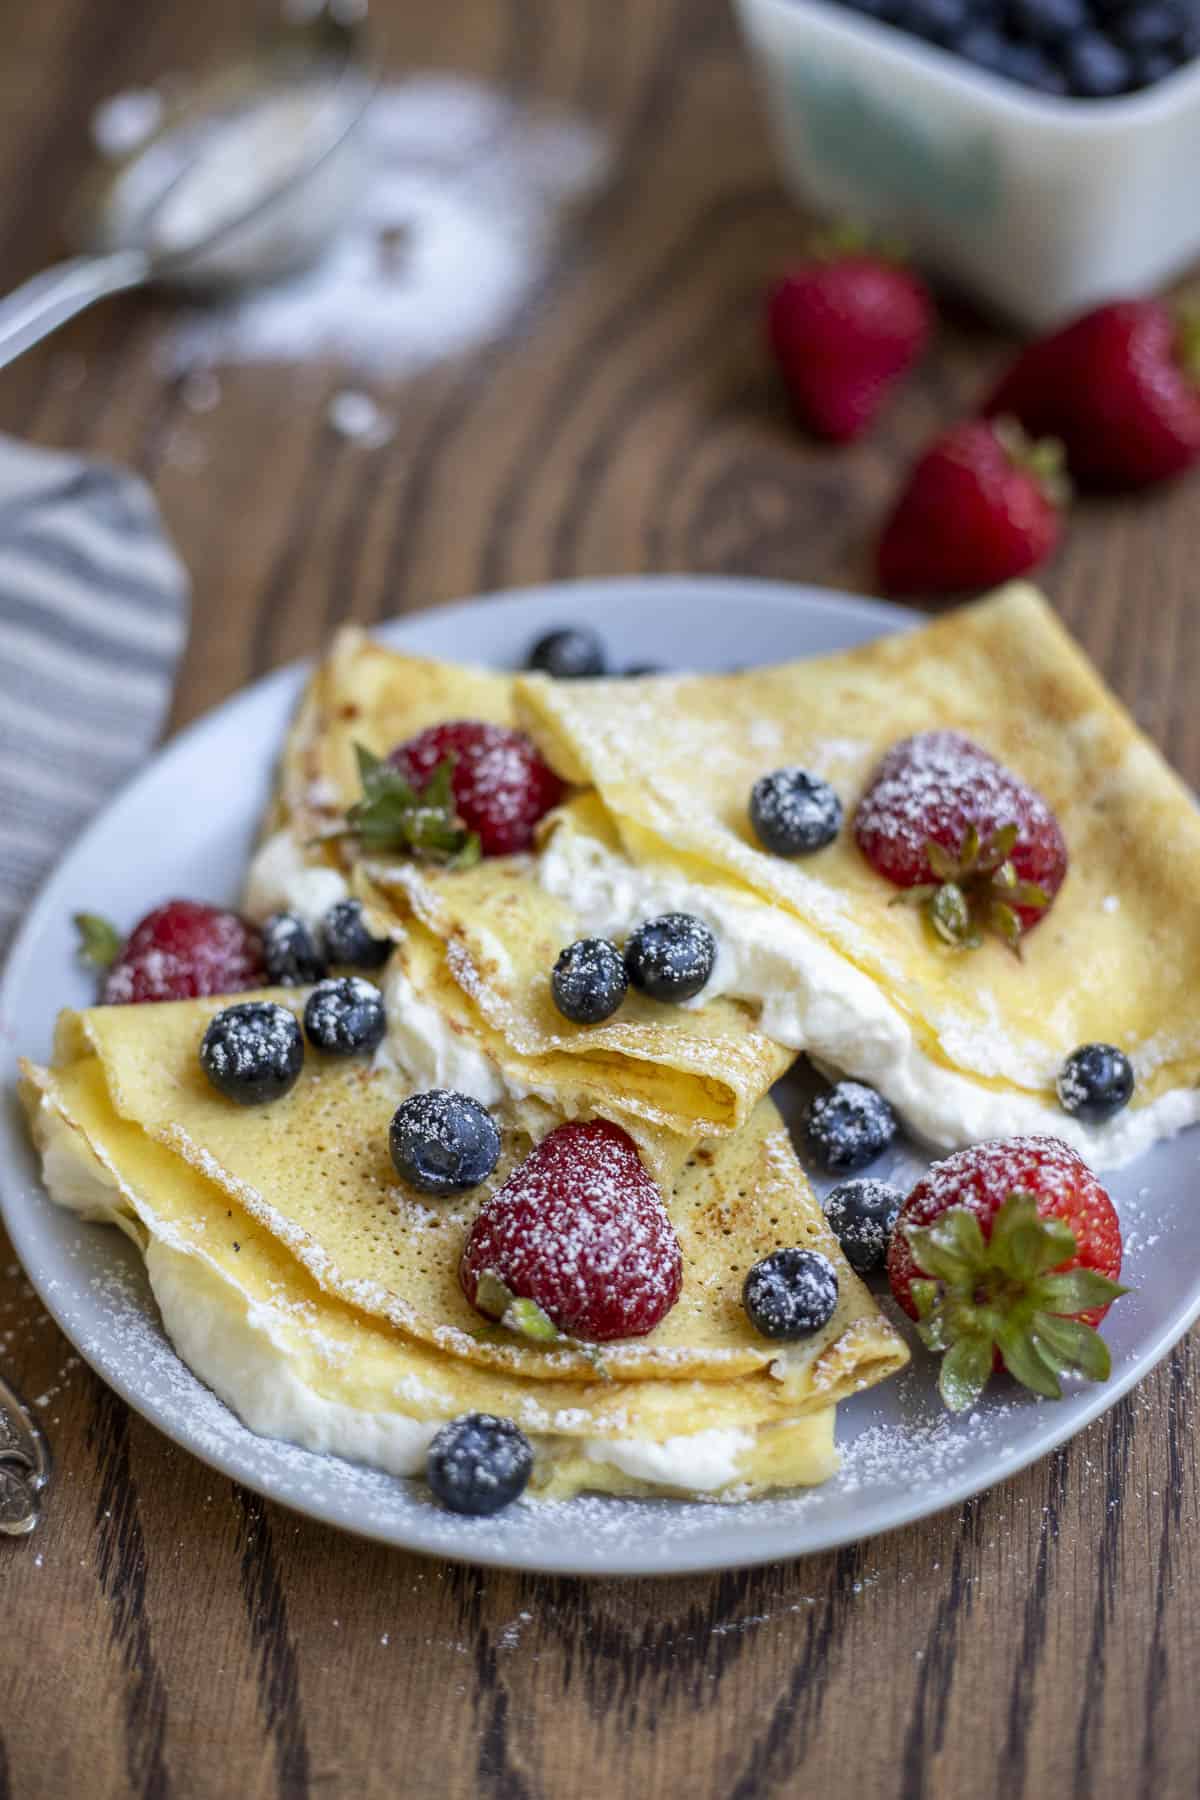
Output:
(391, 720), (564, 858)
(877, 419), (1066, 596)
(888, 1136), (1125, 1412)
(77, 900), (265, 1005)
(854, 730), (1068, 950)
(984, 299), (1200, 491)
(460, 1119), (683, 1342)
(766, 252), (933, 443)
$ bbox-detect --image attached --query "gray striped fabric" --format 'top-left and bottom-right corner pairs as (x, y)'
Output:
(0, 436), (189, 956)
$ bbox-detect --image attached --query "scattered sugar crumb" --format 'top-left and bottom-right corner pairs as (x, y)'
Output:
(92, 88), (163, 159)
(328, 389), (393, 447)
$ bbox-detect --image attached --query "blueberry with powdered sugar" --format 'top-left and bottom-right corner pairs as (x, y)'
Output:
(200, 1001), (304, 1105)
(743, 1247), (839, 1340)
(262, 911), (327, 986)
(823, 1178), (904, 1275)
(390, 1090), (502, 1196)
(750, 767), (843, 857)
(526, 626), (606, 679)
(303, 976), (386, 1057)
(802, 1080), (897, 1173)
(1057, 1043), (1135, 1124)
(321, 897), (391, 970)
(426, 1413), (533, 1516)
(624, 912), (716, 1003)
(551, 937), (628, 1024)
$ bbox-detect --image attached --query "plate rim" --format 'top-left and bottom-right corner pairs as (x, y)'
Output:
(3, 572), (1197, 1576)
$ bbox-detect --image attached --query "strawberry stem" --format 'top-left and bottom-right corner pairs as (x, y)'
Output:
(904, 1191), (1127, 1412)
(74, 912), (124, 971)
(892, 824), (1047, 955)
(1174, 299), (1200, 385)
(992, 415), (1071, 510)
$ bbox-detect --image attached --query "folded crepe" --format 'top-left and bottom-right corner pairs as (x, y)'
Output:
(20, 1054), (841, 1500)
(20, 996), (906, 1407)
(252, 627), (792, 1147)
(515, 583), (1200, 1159)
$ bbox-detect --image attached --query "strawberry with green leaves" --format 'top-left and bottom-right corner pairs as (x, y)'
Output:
(888, 1136), (1126, 1413)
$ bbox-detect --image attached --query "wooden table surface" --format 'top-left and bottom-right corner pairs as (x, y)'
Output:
(3, 2), (1200, 1796)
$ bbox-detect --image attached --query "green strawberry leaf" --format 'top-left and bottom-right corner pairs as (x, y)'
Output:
(338, 744), (481, 867)
(995, 1319), (1063, 1400)
(73, 912), (124, 971)
(502, 1296), (562, 1343)
(1033, 1268), (1128, 1314)
(988, 1191), (1075, 1281)
(939, 1335), (993, 1413)
(902, 1220), (977, 1288)
(1031, 1311), (1112, 1383)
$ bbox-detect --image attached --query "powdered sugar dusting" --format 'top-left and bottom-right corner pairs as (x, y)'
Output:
(160, 76), (609, 374)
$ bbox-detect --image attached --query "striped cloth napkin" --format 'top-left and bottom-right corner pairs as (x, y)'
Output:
(0, 436), (189, 957)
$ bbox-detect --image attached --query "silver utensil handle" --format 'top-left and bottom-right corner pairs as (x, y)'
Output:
(0, 249), (150, 371)
(0, 1368), (50, 1488)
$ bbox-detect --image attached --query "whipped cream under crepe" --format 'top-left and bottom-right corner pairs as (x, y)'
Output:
(244, 828), (350, 929)
(537, 822), (1200, 1170)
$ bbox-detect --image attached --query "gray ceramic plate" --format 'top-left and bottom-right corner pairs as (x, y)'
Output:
(2, 577), (1197, 1576)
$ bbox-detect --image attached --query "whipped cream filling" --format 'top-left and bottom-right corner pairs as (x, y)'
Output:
(243, 828), (350, 930)
(537, 826), (1200, 1170)
(375, 960), (510, 1108)
(35, 1101), (756, 1496)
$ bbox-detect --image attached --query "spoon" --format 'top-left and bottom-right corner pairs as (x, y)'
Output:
(0, 3), (374, 372)
(0, 1368), (51, 1537)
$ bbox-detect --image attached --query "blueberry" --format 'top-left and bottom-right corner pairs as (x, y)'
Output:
(750, 767), (843, 857)
(389, 1089), (502, 1196)
(200, 1001), (303, 1106)
(1006, 0), (1087, 41)
(262, 912), (327, 986)
(622, 663), (667, 677)
(903, 0), (970, 41)
(1113, 2), (1181, 50)
(303, 976), (386, 1056)
(551, 937), (628, 1025)
(1056, 1043), (1135, 1124)
(823, 1179), (904, 1275)
(321, 897), (391, 970)
(802, 1081), (897, 1173)
(955, 21), (1020, 74)
(1131, 45), (1178, 82)
(743, 1248), (839, 1341)
(527, 627), (607, 680)
(426, 1413), (533, 1516)
(1064, 29), (1132, 94)
(624, 913), (717, 1003)
(997, 39), (1069, 89)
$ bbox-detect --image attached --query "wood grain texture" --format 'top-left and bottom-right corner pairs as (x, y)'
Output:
(2, 2), (1200, 1796)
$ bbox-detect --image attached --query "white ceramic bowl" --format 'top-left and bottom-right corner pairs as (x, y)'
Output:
(734, 0), (1200, 328)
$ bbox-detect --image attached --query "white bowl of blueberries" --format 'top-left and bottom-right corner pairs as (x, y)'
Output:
(734, 0), (1200, 327)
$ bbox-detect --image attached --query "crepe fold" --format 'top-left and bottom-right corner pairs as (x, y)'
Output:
(19, 1055), (843, 1499)
(261, 627), (793, 1146)
(20, 997), (906, 1407)
(516, 583), (1200, 1114)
